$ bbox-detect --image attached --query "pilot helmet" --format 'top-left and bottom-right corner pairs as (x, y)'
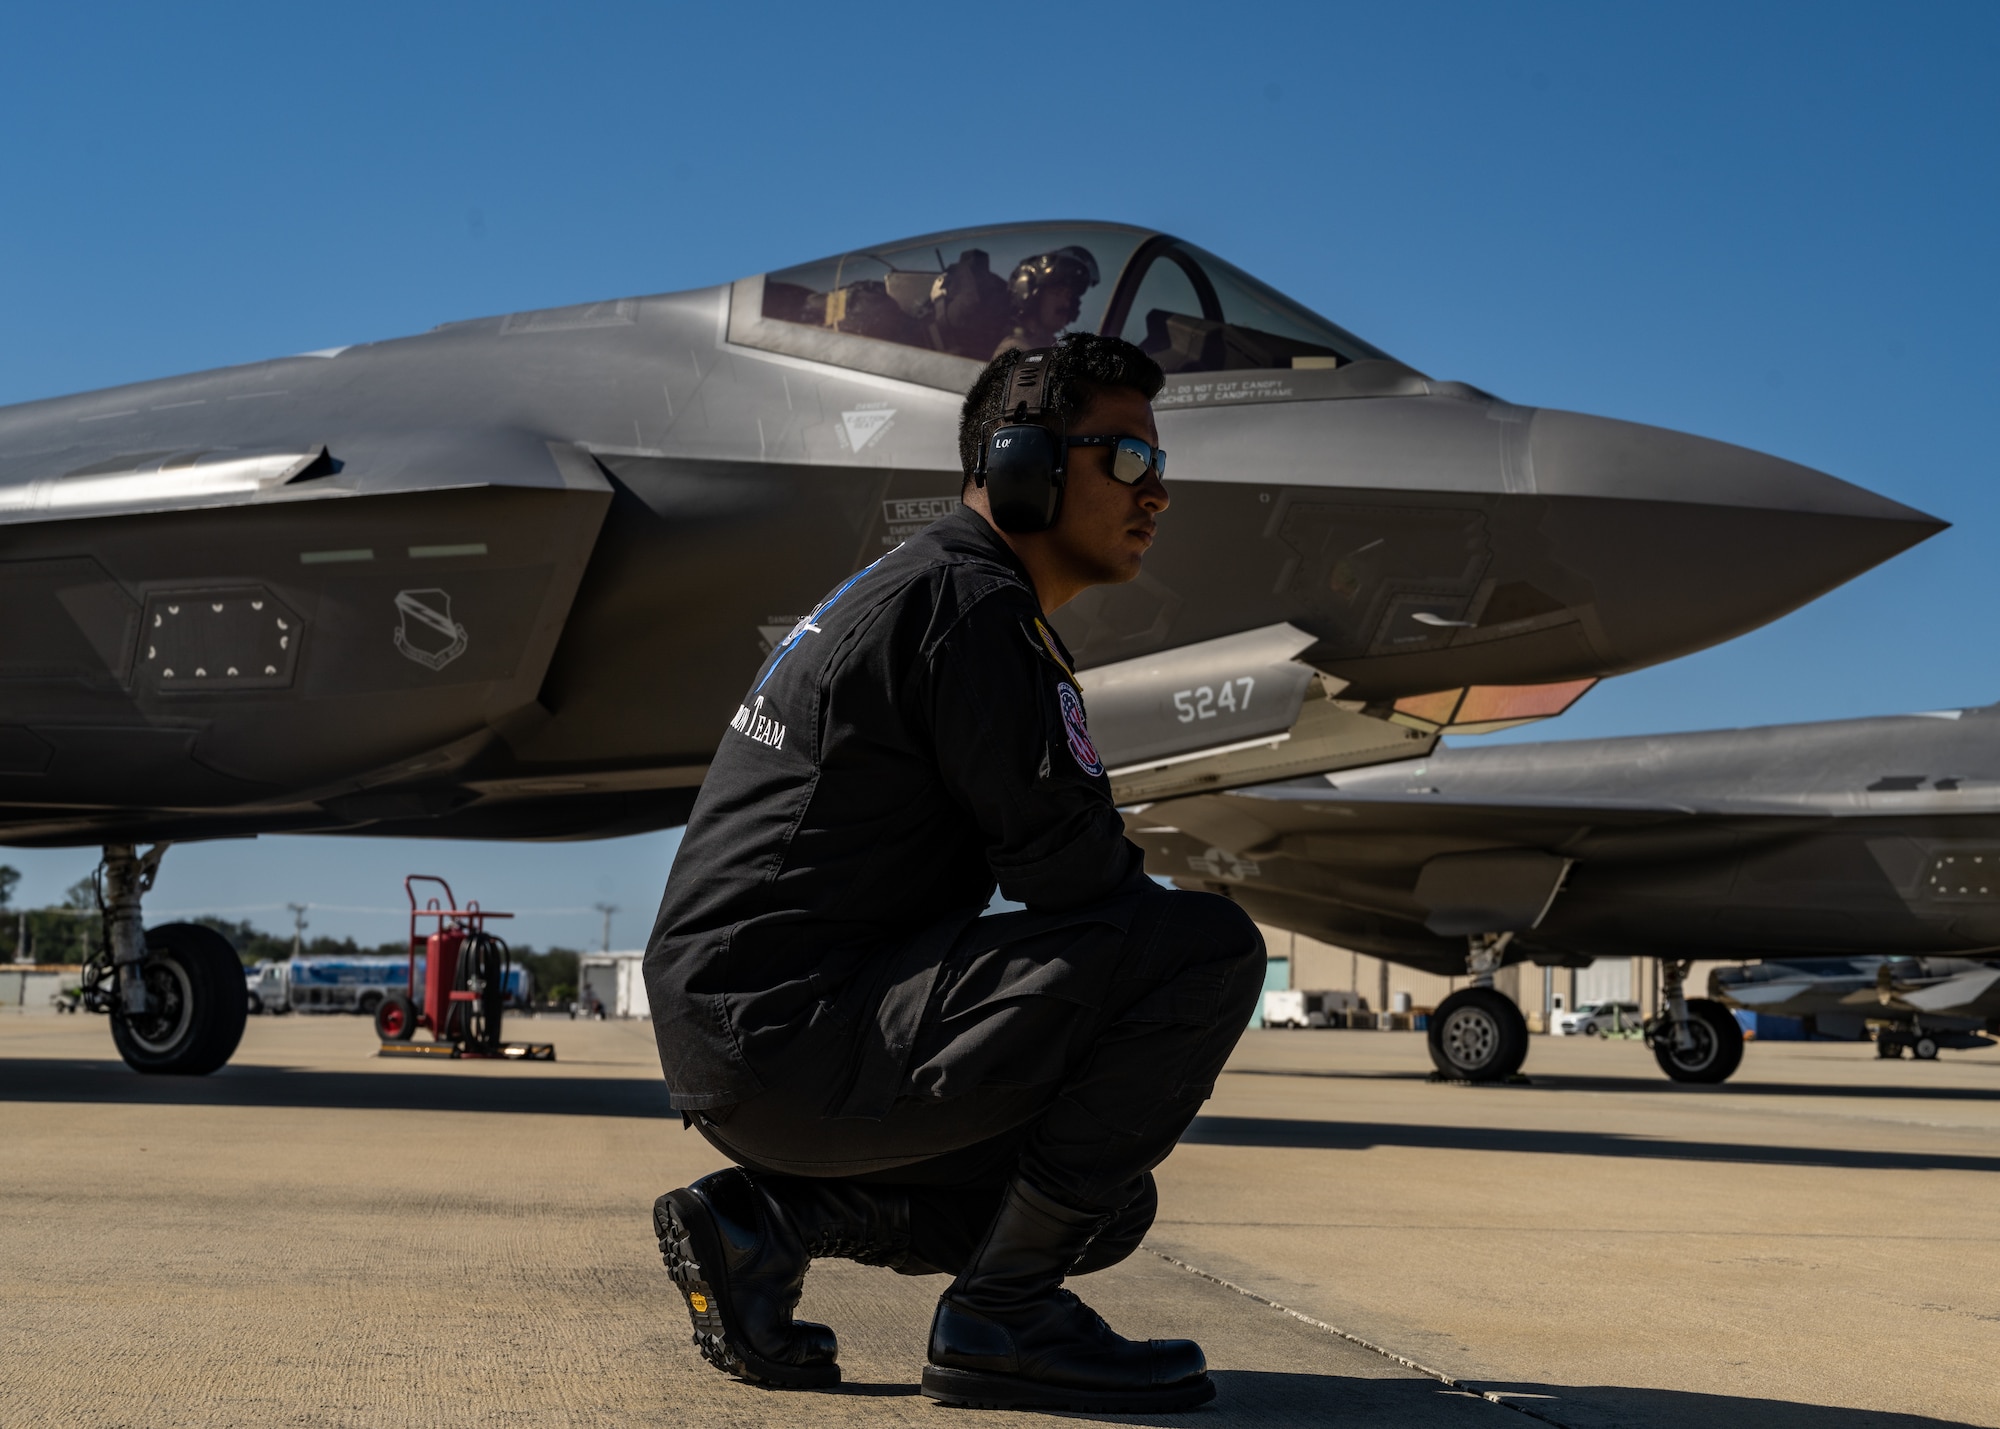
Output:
(1007, 246), (1101, 308)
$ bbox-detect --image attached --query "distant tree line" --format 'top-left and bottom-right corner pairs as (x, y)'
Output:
(0, 868), (103, 965)
(192, 916), (405, 965)
(511, 947), (581, 1005)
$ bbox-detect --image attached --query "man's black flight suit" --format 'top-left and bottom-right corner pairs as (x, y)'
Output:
(646, 502), (1265, 1272)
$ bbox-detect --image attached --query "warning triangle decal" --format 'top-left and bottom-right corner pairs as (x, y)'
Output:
(842, 408), (895, 452)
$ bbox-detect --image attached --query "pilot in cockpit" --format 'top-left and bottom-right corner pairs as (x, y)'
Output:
(992, 246), (1100, 357)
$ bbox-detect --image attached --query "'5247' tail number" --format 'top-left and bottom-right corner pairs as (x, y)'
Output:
(1173, 678), (1255, 723)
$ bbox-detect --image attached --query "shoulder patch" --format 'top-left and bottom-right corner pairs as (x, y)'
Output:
(1022, 617), (1075, 680)
(1056, 680), (1103, 777)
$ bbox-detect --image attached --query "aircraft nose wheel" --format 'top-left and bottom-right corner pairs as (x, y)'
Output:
(107, 923), (248, 1076)
(119, 956), (195, 1056)
(1649, 998), (1744, 1084)
(1427, 987), (1529, 1082)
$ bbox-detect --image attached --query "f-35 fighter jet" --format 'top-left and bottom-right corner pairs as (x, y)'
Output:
(0, 220), (1940, 1074)
(1138, 701), (2000, 1086)
(1713, 956), (2000, 1059)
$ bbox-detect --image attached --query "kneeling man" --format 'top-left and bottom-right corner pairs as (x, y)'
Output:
(645, 333), (1264, 1413)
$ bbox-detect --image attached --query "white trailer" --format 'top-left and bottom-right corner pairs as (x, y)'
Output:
(575, 951), (649, 1019)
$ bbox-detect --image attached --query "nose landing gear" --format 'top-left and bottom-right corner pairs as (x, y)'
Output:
(79, 844), (247, 1076)
(1644, 958), (1744, 1084)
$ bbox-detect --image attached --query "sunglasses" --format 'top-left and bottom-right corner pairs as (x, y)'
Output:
(1066, 434), (1167, 485)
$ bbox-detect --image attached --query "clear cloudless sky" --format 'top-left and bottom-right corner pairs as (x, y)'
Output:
(2, 2), (1996, 947)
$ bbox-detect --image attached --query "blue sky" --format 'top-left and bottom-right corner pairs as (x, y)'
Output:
(2, 2), (1995, 946)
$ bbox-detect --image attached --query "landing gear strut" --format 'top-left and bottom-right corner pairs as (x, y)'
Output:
(1427, 933), (1531, 1083)
(79, 844), (246, 1076)
(1644, 958), (1743, 1084)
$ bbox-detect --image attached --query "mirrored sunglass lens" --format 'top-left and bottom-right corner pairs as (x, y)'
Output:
(1112, 439), (1155, 483)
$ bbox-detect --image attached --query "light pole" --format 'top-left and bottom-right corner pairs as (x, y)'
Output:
(593, 902), (618, 954)
(287, 903), (308, 959)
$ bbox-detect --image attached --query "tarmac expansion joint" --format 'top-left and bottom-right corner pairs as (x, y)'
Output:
(1142, 1247), (1571, 1426)
(1426, 1072), (1535, 1087)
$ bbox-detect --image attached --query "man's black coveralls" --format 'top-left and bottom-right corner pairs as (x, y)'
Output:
(646, 504), (1264, 1261)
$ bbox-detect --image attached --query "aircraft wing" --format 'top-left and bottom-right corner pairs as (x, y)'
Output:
(1136, 771), (1701, 862)
(1125, 773), (1716, 973)
(1897, 965), (2000, 1014)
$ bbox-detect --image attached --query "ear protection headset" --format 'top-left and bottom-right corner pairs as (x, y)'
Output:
(972, 348), (1065, 533)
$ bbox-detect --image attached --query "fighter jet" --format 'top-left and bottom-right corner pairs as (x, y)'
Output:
(0, 220), (1939, 1074)
(1136, 701), (2000, 1086)
(1712, 956), (2000, 1059)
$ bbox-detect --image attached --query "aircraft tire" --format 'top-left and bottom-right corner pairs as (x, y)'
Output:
(1427, 987), (1529, 1082)
(109, 923), (249, 1077)
(1913, 1035), (1939, 1061)
(375, 993), (417, 1041)
(1652, 998), (1743, 1084)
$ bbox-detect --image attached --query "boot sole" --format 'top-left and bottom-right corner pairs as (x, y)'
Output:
(656, 1189), (841, 1389)
(920, 1365), (1215, 1412)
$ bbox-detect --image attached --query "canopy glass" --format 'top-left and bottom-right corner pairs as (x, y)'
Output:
(758, 222), (1389, 375)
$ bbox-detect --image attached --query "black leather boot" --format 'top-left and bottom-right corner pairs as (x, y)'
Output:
(654, 1170), (922, 1387)
(774, 1175), (924, 1271)
(655, 1170), (839, 1387)
(922, 1178), (1213, 1412)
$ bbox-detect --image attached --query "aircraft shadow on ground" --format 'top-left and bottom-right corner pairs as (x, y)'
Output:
(805, 1373), (1990, 1428)
(804, 1371), (1508, 1425)
(0, 1057), (673, 1119)
(1228, 1064), (2000, 1104)
(1182, 1115), (2000, 1174)
(1471, 1382), (1982, 1429)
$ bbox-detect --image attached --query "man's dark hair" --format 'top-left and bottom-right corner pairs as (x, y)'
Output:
(957, 332), (1165, 484)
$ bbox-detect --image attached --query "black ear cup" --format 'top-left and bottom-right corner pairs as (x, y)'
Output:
(983, 424), (1064, 533)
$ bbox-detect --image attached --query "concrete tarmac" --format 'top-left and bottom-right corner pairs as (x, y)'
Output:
(2, 1014), (1996, 1428)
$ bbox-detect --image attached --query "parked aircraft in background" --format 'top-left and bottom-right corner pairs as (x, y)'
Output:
(1712, 957), (2000, 1060)
(0, 220), (1938, 1074)
(1140, 703), (2000, 1085)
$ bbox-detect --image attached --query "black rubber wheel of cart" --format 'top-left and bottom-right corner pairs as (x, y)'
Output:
(375, 993), (417, 1041)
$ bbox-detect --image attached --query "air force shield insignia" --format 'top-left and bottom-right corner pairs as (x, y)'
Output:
(393, 588), (469, 671)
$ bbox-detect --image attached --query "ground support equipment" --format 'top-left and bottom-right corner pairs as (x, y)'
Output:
(374, 875), (554, 1062)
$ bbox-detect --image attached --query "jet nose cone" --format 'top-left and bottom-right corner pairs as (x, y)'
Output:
(1528, 408), (1941, 526)
(1525, 408), (1944, 671)
(1134, 392), (1941, 702)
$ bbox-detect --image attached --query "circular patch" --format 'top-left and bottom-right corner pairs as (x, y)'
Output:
(1057, 681), (1103, 777)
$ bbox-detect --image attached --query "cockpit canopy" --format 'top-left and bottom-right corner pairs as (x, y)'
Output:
(729, 221), (1397, 392)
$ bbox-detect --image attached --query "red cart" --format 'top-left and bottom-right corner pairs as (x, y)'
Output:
(374, 875), (552, 1060)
